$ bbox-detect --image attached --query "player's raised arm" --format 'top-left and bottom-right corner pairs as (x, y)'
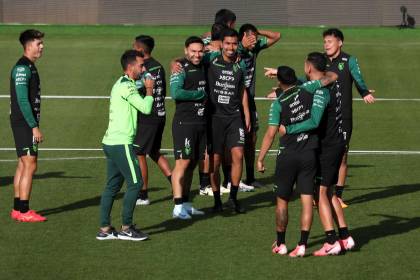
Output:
(257, 29), (281, 47)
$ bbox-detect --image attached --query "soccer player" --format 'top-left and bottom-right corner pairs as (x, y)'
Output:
(97, 50), (153, 241)
(257, 65), (337, 257)
(132, 35), (172, 206)
(323, 28), (375, 207)
(207, 28), (250, 213)
(202, 9), (236, 45)
(238, 23), (281, 189)
(169, 36), (208, 219)
(10, 29), (47, 222)
(282, 52), (355, 255)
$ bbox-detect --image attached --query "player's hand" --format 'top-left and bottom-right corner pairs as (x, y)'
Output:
(363, 91), (375, 104)
(144, 78), (154, 96)
(325, 71), (338, 82)
(257, 160), (265, 173)
(279, 125), (286, 136)
(205, 44), (220, 52)
(264, 67), (277, 79)
(266, 91), (277, 99)
(245, 117), (251, 133)
(242, 33), (257, 49)
(170, 61), (183, 74)
(32, 127), (43, 143)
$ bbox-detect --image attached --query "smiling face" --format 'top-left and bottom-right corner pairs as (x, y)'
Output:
(185, 42), (204, 65)
(222, 35), (238, 61)
(323, 35), (342, 58)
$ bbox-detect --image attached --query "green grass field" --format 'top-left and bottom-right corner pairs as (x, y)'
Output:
(1, 25), (420, 280)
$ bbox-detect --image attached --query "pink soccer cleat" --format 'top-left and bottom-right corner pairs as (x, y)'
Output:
(10, 209), (20, 220)
(339, 236), (355, 251)
(272, 242), (288, 255)
(17, 210), (47, 222)
(289, 244), (306, 258)
(313, 241), (341, 256)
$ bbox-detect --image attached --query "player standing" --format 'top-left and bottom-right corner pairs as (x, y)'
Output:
(10, 29), (47, 222)
(132, 35), (172, 205)
(323, 28), (375, 207)
(97, 50), (153, 241)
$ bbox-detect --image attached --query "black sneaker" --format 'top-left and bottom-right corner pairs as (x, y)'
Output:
(117, 225), (149, 241)
(226, 198), (246, 214)
(96, 226), (118, 240)
(212, 203), (224, 213)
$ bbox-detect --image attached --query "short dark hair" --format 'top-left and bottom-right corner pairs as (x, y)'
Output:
(323, 28), (344, 42)
(277, 66), (297, 85)
(185, 36), (204, 47)
(211, 23), (226, 41)
(306, 52), (327, 72)
(134, 35), (155, 54)
(19, 29), (44, 47)
(221, 28), (239, 42)
(214, 9), (236, 25)
(239, 23), (258, 40)
(120, 50), (144, 71)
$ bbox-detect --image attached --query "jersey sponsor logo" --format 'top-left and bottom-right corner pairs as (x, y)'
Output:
(218, 75), (235, 82)
(16, 67), (26, 72)
(217, 95), (230, 104)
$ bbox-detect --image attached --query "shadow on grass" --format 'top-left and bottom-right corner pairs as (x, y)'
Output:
(0, 171), (92, 187)
(308, 214), (420, 251)
(346, 183), (420, 205)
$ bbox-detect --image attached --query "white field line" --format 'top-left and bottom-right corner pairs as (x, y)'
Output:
(1, 95), (420, 102)
(1, 148), (420, 155)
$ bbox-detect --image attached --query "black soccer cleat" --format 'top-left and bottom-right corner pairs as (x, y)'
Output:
(226, 198), (246, 214)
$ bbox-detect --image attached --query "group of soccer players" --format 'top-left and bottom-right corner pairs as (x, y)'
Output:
(9, 9), (374, 256)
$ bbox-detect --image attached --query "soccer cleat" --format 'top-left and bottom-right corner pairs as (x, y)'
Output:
(212, 204), (223, 213)
(339, 236), (355, 251)
(313, 241), (341, 256)
(272, 242), (288, 255)
(16, 210), (47, 222)
(183, 203), (205, 216)
(173, 205), (192, 219)
(337, 197), (348, 208)
(247, 180), (264, 188)
(10, 209), (20, 220)
(239, 181), (255, 192)
(96, 226), (118, 240)
(117, 225), (149, 241)
(136, 198), (150, 206)
(226, 198), (246, 214)
(289, 244), (306, 258)
(199, 186), (215, 196)
(220, 184), (231, 194)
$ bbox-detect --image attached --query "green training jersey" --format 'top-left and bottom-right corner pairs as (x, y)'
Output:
(102, 75), (153, 145)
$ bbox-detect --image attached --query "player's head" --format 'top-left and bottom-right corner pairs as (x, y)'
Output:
(239, 23), (258, 50)
(276, 66), (298, 88)
(323, 28), (344, 58)
(211, 23), (227, 41)
(221, 28), (239, 60)
(214, 9), (236, 28)
(184, 36), (204, 65)
(121, 50), (145, 79)
(305, 52), (327, 79)
(134, 35), (155, 55)
(19, 29), (44, 60)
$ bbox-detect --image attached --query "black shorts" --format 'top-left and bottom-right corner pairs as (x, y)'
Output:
(342, 119), (353, 148)
(11, 125), (38, 157)
(133, 119), (165, 156)
(211, 115), (245, 155)
(274, 149), (317, 199)
(248, 97), (259, 132)
(317, 143), (346, 187)
(172, 122), (206, 161)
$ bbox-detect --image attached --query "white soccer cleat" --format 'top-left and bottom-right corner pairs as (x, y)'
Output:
(173, 204), (192, 220)
(220, 184), (231, 194)
(199, 186), (216, 196)
(339, 236), (355, 251)
(136, 199), (150, 206)
(239, 181), (255, 192)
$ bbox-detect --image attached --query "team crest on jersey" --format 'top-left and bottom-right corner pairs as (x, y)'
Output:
(338, 62), (345, 71)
